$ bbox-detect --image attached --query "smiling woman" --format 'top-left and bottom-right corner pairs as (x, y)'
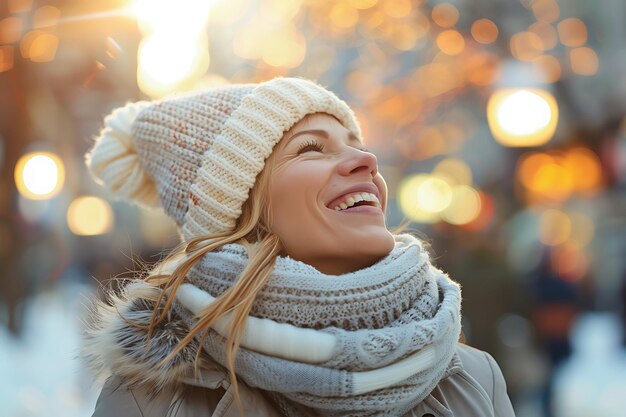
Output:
(83, 77), (516, 417)
(268, 113), (394, 274)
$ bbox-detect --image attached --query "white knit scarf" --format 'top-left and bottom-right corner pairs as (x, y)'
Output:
(173, 234), (463, 417)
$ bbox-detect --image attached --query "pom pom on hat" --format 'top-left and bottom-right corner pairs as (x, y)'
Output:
(86, 101), (159, 207)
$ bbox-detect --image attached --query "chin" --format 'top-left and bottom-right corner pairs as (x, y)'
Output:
(359, 229), (396, 258)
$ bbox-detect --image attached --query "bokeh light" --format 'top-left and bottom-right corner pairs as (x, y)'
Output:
(510, 31), (544, 61)
(550, 242), (589, 281)
(539, 209), (572, 246)
(132, 0), (211, 97)
(487, 88), (558, 147)
(15, 152), (64, 200)
(8, 0), (33, 13)
(436, 30), (465, 55)
(131, 0), (210, 34)
(0, 16), (23, 43)
(531, 0), (560, 23)
(398, 174), (440, 223)
(562, 147), (603, 193)
(0, 45), (14, 72)
(528, 21), (557, 50)
(557, 18), (588, 48)
(517, 148), (602, 202)
(569, 47), (599, 76)
(569, 212), (595, 247)
(433, 158), (472, 186)
(418, 176), (453, 213)
(440, 185), (482, 225)
(137, 32), (210, 97)
(432, 3), (459, 28)
(33, 5), (61, 29)
(471, 19), (498, 44)
(66, 196), (114, 236)
(20, 30), (58, 62)
(532, 54), (561, 83)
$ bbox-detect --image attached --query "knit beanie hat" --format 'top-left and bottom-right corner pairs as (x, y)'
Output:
(86, 77), (361, 240)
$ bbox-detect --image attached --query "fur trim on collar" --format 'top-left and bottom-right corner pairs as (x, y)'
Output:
(82, 281), (203, 392)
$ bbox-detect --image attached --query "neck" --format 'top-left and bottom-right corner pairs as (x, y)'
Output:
(301, 254), (386, 275)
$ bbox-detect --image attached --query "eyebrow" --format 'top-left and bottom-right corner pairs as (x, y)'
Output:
(285, 129), (360, 145)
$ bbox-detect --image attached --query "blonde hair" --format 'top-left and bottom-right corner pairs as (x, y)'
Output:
(145, 147), (282, 411)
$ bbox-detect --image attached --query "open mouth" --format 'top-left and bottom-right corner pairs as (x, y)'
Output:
(328, 192), (381, 212)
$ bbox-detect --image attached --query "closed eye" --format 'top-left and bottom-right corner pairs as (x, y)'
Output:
(297, 140), (325, 154)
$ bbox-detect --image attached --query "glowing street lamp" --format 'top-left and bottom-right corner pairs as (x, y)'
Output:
(14, 152), (65, 200)
(487, 88), (558, 147)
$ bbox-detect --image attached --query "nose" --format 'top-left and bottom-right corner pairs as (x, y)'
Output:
(337, 146), (378, 178)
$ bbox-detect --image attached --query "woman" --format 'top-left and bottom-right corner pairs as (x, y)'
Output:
(84, 77), (516, 416)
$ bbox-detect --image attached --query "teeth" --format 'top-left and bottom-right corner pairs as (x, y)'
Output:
(333, 192), (381, 211)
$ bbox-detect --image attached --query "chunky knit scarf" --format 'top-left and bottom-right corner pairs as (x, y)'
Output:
(171, 234), (462, 417)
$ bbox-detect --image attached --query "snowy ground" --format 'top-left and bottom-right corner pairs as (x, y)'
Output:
(0, 283), (100, 417)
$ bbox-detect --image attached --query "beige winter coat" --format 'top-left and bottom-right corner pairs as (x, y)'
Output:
(91, 343), (515, 417)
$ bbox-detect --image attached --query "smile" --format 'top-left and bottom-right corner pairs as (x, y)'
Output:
(332, 192), (381, 211)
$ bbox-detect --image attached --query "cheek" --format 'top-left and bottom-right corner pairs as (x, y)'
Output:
(269, 165), (323, 229)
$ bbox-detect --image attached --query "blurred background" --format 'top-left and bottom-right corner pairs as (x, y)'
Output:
(1, 0), (626, 416)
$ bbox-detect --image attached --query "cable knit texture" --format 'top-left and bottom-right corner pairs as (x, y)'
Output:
(174, 234), (463, 416)
(85, 78), (360, 240)
(84, 234), (462, 417)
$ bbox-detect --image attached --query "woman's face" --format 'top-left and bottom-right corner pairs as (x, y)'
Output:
(267, 113), (395, 275)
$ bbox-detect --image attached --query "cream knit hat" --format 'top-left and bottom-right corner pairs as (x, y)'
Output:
(86, 77), (361, 240)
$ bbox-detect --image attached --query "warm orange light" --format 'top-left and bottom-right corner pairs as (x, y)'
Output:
(436, 30), (465, 55)
(528, 22), (557, 50)
(346, 71), (380, 100)
(461, 191), (494, 230)
(8, 0), (33, 13)
(260, 24), (306, 68)
(33, 5), (61, 29)
(569, 47), (599, 76)
(532, 55), (561, 83)
(383, 0), (412, 18)
(557, 18), (588, 47)
(518, 152), (554, 189)
(0, 17), (22, 44)
(531, 161), (574, 201)
(562, 147), (602, 192)
(433, 158), (473, 186)
(389, 24), (420, 51)
(539, 209), (571, 246)
(15, 152), (65, 200)
(441, 185), (481, 225)
(487, 88), (559, 147)
(330, 3), (359, 28)
(466, 51), (500, 86)
(510, 31), (543, 61)
(349, 0), (378, 10)
(397, 174), (440, 223)
(67, 196), (114, 236)
(432, 3), (459, 28)
(531, 0), (560, 23)
(0, 45), (14, 72)
(20, 30), (58, 60)
(137, 32), (210, 97)
(550, 243), (588, 281)
(471, 19), (498, 44)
